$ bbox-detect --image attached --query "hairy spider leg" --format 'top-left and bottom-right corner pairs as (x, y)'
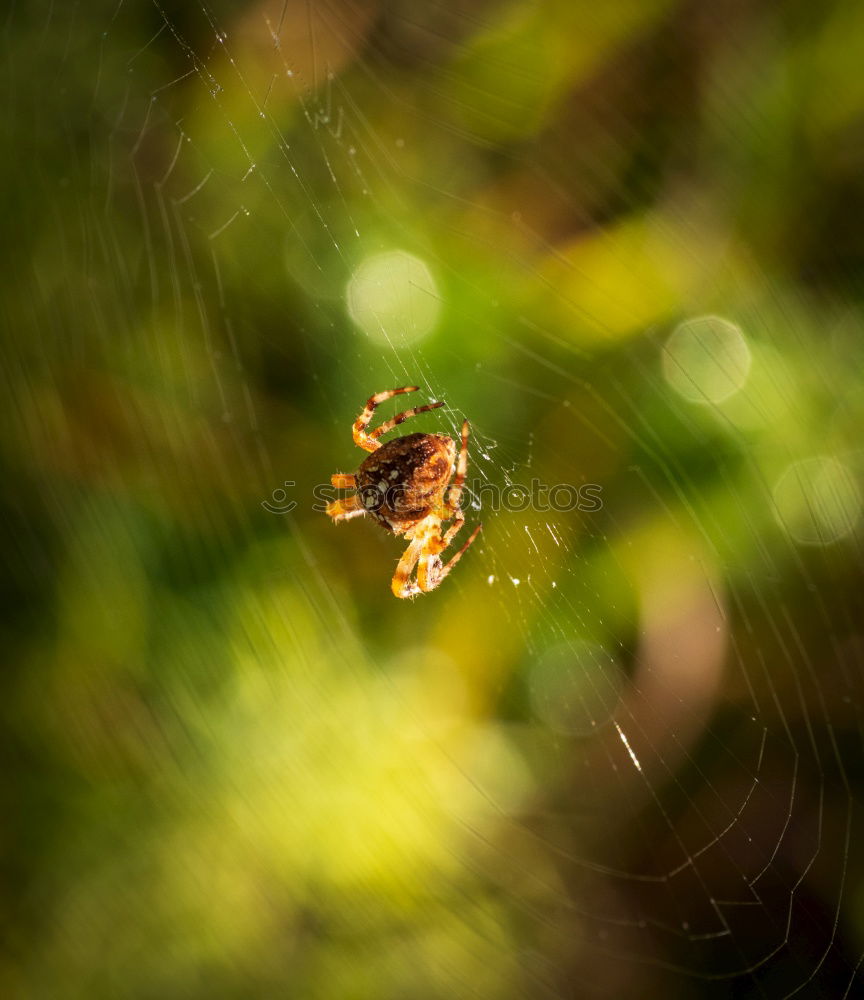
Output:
(353, 386), (419, 452)
(326, 494), (365, 522)
(330, 473), (356, 488)
(441, 508), (465, 546)
(417, 519), (483, 594)
(391, 535), (425, 599)
(446, 420), (471, 513)
(369, 400), (444, 440)
(391, 514), (483, 598)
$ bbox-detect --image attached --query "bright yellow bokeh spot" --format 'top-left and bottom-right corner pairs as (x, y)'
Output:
(773, 456), (861, 545)
(346, 250), (441, 346)
(663, 315), (752, 405)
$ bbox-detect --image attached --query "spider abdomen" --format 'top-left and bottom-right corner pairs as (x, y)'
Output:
(357, 432), (456, 532)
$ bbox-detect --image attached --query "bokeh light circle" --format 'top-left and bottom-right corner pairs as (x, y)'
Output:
(772, 456), (861, 545)
(662, 315), (752, 404)
(346, 250), (440, 346)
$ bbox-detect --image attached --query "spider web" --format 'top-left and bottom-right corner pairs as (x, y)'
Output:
(5, 1), (864, 998)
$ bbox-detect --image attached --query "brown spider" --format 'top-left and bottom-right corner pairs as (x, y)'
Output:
(325, 386), (482, 598)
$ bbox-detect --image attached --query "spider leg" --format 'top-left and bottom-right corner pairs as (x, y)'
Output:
(369, 401), (444, 440)
(441, 508), (465, 547)
(353, 386), (419, 452)
(417, 517), (483, 593)
(331, 473), (356, 488)
(326, 494), (366, 522)
(446, 420), (471, 513)
(391, 535), (424, 599)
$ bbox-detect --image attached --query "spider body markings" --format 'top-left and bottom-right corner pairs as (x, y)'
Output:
(326, 386), (482, 598)
(357, 432), (454, 529)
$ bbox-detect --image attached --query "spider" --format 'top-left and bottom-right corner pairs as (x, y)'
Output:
(325, 386), (482, 598)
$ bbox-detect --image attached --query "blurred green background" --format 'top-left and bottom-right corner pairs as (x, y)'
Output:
(3, 1), (864, 997)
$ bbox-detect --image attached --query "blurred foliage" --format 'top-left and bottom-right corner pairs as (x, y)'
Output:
(3, 1), (864, 998)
